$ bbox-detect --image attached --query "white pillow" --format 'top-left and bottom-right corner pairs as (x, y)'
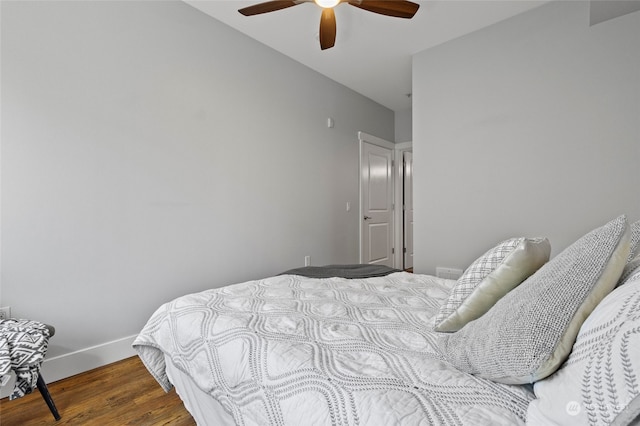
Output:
(439, 215), (631, 384)
(527, 271), (640, 426)
(434, 237), (550, 332)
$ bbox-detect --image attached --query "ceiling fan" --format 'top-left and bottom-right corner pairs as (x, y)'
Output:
(238, 0), (420, 50)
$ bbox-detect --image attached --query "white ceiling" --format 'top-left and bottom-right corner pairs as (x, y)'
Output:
(185, 0), (549, 111)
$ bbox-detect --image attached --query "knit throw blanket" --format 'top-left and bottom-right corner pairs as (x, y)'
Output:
(0, 319), (50, 400)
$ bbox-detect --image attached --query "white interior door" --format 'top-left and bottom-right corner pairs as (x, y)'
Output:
(403, 151), (414, 270)
(361, 141), (393, 267)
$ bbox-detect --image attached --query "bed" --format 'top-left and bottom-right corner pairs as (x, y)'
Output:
(134, 215), (640, 425)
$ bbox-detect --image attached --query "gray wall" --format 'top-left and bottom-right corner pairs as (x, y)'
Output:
(413, 1), (640, 274)
(0, 1), (393, 360)
(395, 107), (413, 142)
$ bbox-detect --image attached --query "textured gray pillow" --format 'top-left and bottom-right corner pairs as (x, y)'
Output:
(619, 252), (640, 285)
(628, 220), (640, 262)
(439, 215), (631, 384)
(434, 237), (550, 332)
(618, 220), (640, 286)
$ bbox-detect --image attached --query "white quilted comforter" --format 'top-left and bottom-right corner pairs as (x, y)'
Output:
(134, 272), (534, 425)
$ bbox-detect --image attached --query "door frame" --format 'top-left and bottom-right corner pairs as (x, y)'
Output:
(358, 132), (412, 268)
(400, 149), (413, 269)
(395, 142), (412, 269)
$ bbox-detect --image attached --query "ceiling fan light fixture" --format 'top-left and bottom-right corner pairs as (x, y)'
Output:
(314, 0), (340, 9)
(239, 0), (420, 49)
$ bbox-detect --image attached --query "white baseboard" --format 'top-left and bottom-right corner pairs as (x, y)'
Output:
(0, 335), (138, 399)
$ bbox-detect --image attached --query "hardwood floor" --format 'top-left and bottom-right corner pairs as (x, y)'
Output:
(0, 356), (196, 426)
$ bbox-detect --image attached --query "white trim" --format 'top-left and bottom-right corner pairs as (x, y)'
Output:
(395, 141), (412, 151)
(358, 131), (395, 150)
(394, 143), (412, 269)
(0, 334), (138, 398)
(43, 334), (138, 381)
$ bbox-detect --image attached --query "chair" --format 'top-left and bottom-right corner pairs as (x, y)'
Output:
(0, 321), (60, 421)
(38, 324), (61, 421)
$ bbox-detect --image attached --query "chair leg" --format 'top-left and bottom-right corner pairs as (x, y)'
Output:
(36, 373), (61, 421)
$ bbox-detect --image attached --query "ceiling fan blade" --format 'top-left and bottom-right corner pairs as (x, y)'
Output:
(347, 0), (419, 19)
(319, 8), (337, 50)
(238, 1), (302, 16)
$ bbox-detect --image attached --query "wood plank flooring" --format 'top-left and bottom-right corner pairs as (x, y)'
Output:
(0, 356), (195, 426)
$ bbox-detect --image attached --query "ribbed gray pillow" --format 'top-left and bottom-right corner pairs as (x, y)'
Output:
(439, 215), (631, 384)
(628, 220), (640, 261)
(618, 220), (640, 286)
(619, 252), (640, 284)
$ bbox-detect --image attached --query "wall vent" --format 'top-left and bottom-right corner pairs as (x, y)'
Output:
(435, 267), (463, 280)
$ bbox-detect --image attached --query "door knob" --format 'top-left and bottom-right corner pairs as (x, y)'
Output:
(364, 216), (372, 220)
